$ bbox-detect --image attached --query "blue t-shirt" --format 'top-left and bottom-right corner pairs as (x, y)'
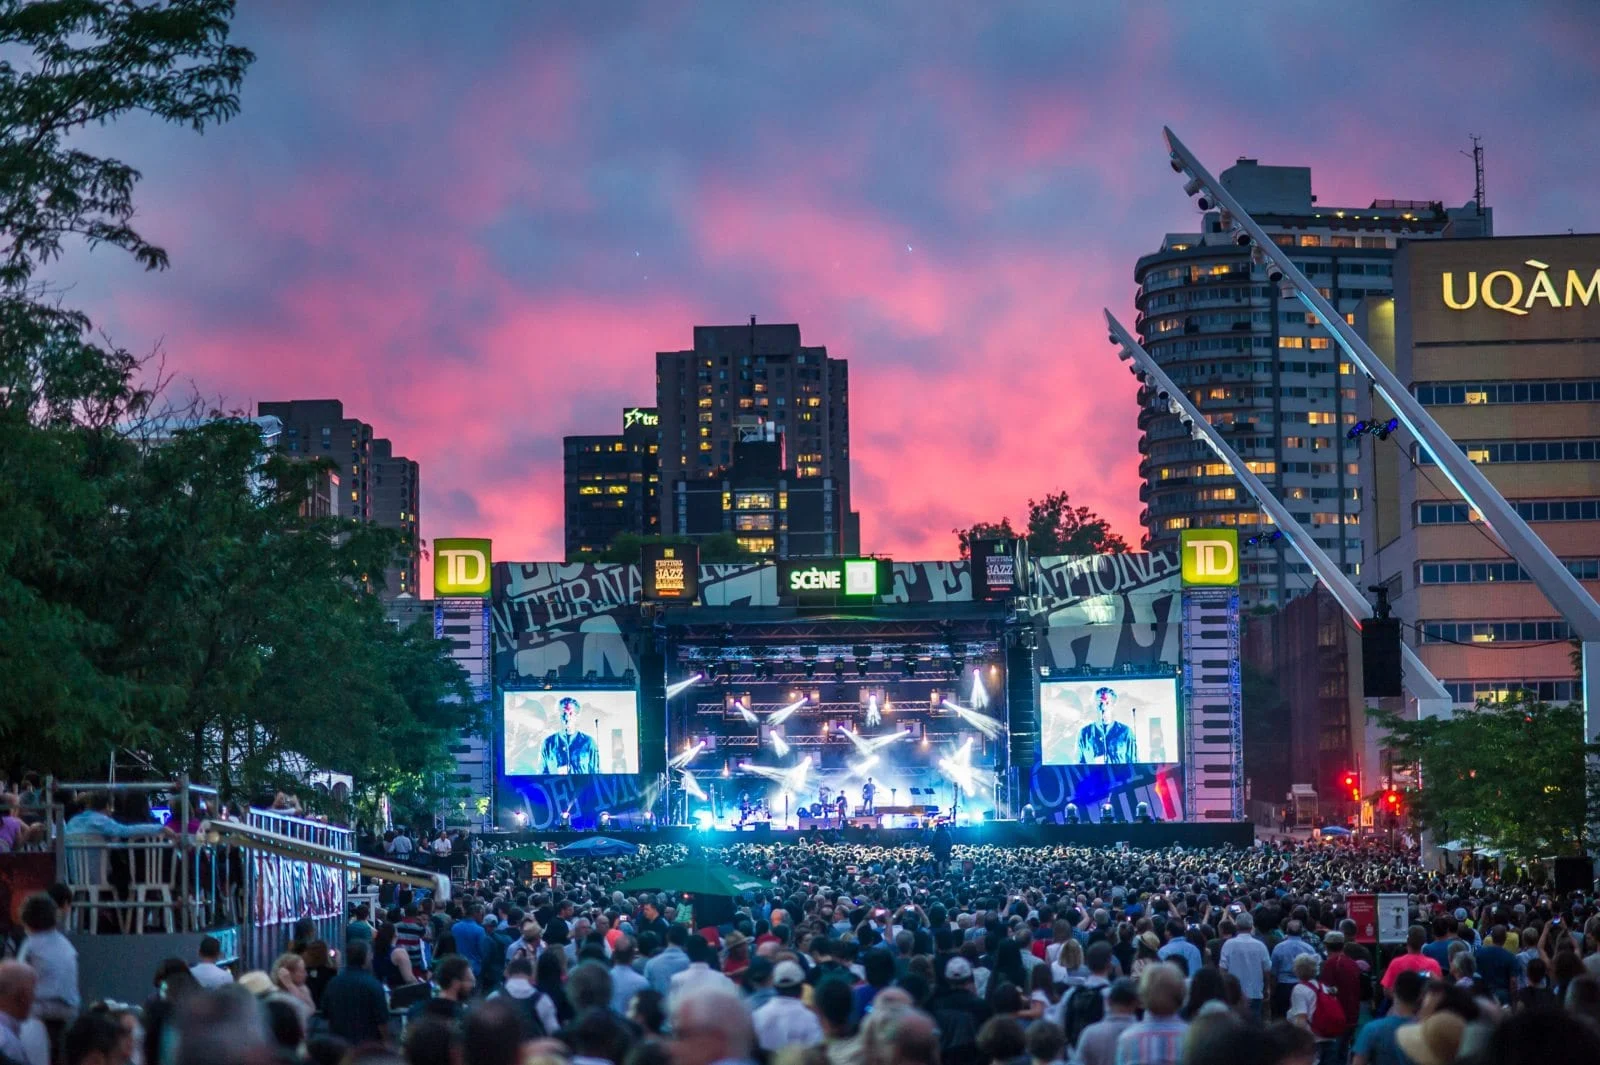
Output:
(451, 920), (487, 974)
(1353, 1015), (1414, 1065)
(1474, 945), (1519, 994)
(1421, 941), (1454, 971)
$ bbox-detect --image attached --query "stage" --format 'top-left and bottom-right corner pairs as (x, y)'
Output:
(483, 819), (1257, 851)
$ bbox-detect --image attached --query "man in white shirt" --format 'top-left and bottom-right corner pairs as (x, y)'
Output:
(189, 936), (234, 989)
(752, 961), (823, 1054)
(0, 961), (50, 1065)
(1218, 913), (1272, 1020)
(390, 830), (414, 862)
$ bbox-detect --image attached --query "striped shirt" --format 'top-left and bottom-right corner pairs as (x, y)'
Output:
(1115, 1016), (1188, 1065)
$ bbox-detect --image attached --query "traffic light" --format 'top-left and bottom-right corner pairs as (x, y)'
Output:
(1343, 772), (1359, 801)
(1384, 790), (1402, 810)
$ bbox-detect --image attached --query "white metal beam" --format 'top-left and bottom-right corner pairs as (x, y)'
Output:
(1104, 310), (1452, 715)
(1162, 126), (1600, 740)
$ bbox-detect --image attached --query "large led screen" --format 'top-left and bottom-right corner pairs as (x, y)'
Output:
(503, 690), (641, 776)
(1040, 677), (1181, 767)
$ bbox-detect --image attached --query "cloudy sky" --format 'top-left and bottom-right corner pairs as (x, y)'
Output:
(60, 0), (1600, 566)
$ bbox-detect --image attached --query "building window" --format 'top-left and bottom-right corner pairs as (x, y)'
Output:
(735, 536), (776, 554)
(734, 492), (774, 510)
(1297, 235), (1322, 247)
(734, 513), (775, 531)
(1421, 439), (1600, 465)
(1278, 337), (1305, 349)
(1443, 679), (1578, 705)
(1421, 619), (1572, 644)
(1415, 380), (1600, 406)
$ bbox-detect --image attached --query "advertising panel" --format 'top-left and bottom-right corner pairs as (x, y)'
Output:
(503, 689), (640, 776)
(434, 538), (493, 597)
(777, 558), (888, 603)
(1040, 677), (1181, 768)
(642, 543), (699, 601)
(970, 539), (1023, 600)
(1180, 529), (1238, 587)
(1347, 894), (1378, 943)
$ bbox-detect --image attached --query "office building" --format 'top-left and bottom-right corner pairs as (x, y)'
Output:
(656, 320), (858, 555)
(563, 407), (662, 557)
(1133, 158), (1487, 609)
(257, 399), (420, 597)
(667, 424), (845, 557)
(1360, 234), (1600, 715)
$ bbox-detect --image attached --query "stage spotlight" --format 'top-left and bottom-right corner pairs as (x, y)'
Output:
(941, 699), (1004, 738)
(669, 739), (706, 769)
(833, 658), (845, 680)
(733, 696), (757, 725)
(771, 732), (790, 757)
(804, 661), (817, 680)
(865, 693), (882, 728)
(968, 666), (989, 711)
(679, 770), (707, 801)
(694, 810), (714, 831)
(666, 674), (703, 699)
(857, 659), (870, 678)
(901, 658), (916, 678)
(769, 697), (808, 727)
(848, 754), (880, 778)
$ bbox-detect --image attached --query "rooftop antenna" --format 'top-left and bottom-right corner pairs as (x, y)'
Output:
(1461, 135), (1485, 211)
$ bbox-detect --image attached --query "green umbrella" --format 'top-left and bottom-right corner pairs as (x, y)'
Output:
(616, 863), (773, 897)
(499, 843), (555, 861)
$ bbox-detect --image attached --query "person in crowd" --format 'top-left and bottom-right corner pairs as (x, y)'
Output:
(752, 960), (822, 1054)
(0, 962), (50, 1065)
(300, 940), (339, 1007)
(1352, 968), (1423, 1065)
(17, 892), (79, 1048)
(1269, 920), (1317, 1019)
(609, 936), (651, 1016)
(645, 924), (692, 995)
(189, 936), (233, 989)
(1115, 963), (1187, 1065)
(270, 952), (316, 1026)
(1072, 977), (1140, 1065)
(672, 983), (758, 1065)
(1380, 926), (1443, 1003)
(319, 940), (389, 1046)
(490, 955), (560, 1038)
(407, 954), (475, 1025)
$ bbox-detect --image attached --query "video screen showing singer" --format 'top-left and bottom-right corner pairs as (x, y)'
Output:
(1076, 686), (1138, 765)
(539, 696), (600, 775)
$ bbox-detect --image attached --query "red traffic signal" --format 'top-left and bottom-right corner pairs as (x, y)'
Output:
(1384, 790), (1401, 808)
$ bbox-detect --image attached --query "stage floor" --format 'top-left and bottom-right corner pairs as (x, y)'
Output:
(488, 820), (1256, 850)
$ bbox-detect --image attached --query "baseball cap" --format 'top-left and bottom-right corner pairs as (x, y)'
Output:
(773, 961), (806, 988)
(945, 957), (974, 982)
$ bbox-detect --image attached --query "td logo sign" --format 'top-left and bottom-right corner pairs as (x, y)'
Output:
(434, 538), (492, 597)
(1180, 529), (1239, 587)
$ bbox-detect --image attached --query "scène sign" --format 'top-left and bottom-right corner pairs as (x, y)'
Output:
(1442, 260), (1600, 317)
(789, 567), (841, 591)
(778, 558), (884, 600)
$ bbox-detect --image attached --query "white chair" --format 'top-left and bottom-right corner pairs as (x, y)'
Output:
(63, 836), (119, 933)
(126, 840), (176, 934)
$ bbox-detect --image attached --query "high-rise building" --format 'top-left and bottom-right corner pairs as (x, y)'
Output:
(1133, 158), (1486, 609)
(257, 399), (420, 597)
(1359, 235), (1600, 716)
(667, 423), (845, 557)
(656, 320), (858, 555)
(563, 407), (661, 557)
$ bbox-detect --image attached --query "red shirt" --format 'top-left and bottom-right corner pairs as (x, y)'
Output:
(1320, 952), (1362, 1032)
(1381, 951), (1442, 990)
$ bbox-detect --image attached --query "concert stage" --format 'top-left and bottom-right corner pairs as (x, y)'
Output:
(489, 820), (1257, 852)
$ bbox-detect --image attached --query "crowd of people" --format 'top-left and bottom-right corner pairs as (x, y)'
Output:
(4, 836), (1600, 1065)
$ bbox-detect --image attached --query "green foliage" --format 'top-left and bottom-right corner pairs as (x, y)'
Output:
(1369, 694), (1594, 859)
(0, 3), (475, 809)
(955, 490), (1130, 559)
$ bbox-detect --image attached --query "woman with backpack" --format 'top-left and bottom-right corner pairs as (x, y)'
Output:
(1286, 953), (1345, 1065)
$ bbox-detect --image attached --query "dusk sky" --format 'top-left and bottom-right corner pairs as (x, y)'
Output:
(60, 1), (1600, 568)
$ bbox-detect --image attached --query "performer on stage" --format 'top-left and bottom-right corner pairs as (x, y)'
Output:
(738, 791), (752, 826)
(539, 696), (601, 774)
(1075, 685), (1137, 765)
(861, 777), (876, 814)
(819, 783), (832, 808)
(835, 791), (848, 824)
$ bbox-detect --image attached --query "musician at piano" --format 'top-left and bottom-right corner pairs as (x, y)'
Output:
(1075, 685), (1137, 765)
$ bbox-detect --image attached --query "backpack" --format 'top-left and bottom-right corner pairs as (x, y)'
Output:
(1307, 981), (1346, 1040)
(1062, 984), (1106, 1048)
(509, 989), (548, 1040)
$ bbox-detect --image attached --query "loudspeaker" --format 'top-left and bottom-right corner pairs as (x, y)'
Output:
(1362, 617), (1403, 698)
(1006, 635), (1037, 770)
(752, 822), (771, 835)
(1553, 856), (1593, 896)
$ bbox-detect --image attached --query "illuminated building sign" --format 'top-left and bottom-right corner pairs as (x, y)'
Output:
(1180, 529), (1239, 587)
(642, 543), (699, 601)
(434, 538), (492, 597)
(623, 407), (659, 429)
(777, 558), (887, 602)
(1442, 261), (1600, 317)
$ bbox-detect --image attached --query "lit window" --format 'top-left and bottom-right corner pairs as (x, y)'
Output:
(1467, 447), (1491, 464)
(736, 536), (776, 554)
(734, 492), (774, 510)
(1278, 337), (1305, 349)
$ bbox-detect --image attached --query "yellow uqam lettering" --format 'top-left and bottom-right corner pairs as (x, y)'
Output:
(1523, 259), (1561, 310)
(1480, 270), (1527, 316)
(1441, 271), (1477, 310)
(1568, 268), (1600, 307)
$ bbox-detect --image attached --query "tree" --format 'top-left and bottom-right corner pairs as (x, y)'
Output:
(1369, 694), (1595, 860)
(0, 4), (478, 809)
(955, 490), (1130, 559)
